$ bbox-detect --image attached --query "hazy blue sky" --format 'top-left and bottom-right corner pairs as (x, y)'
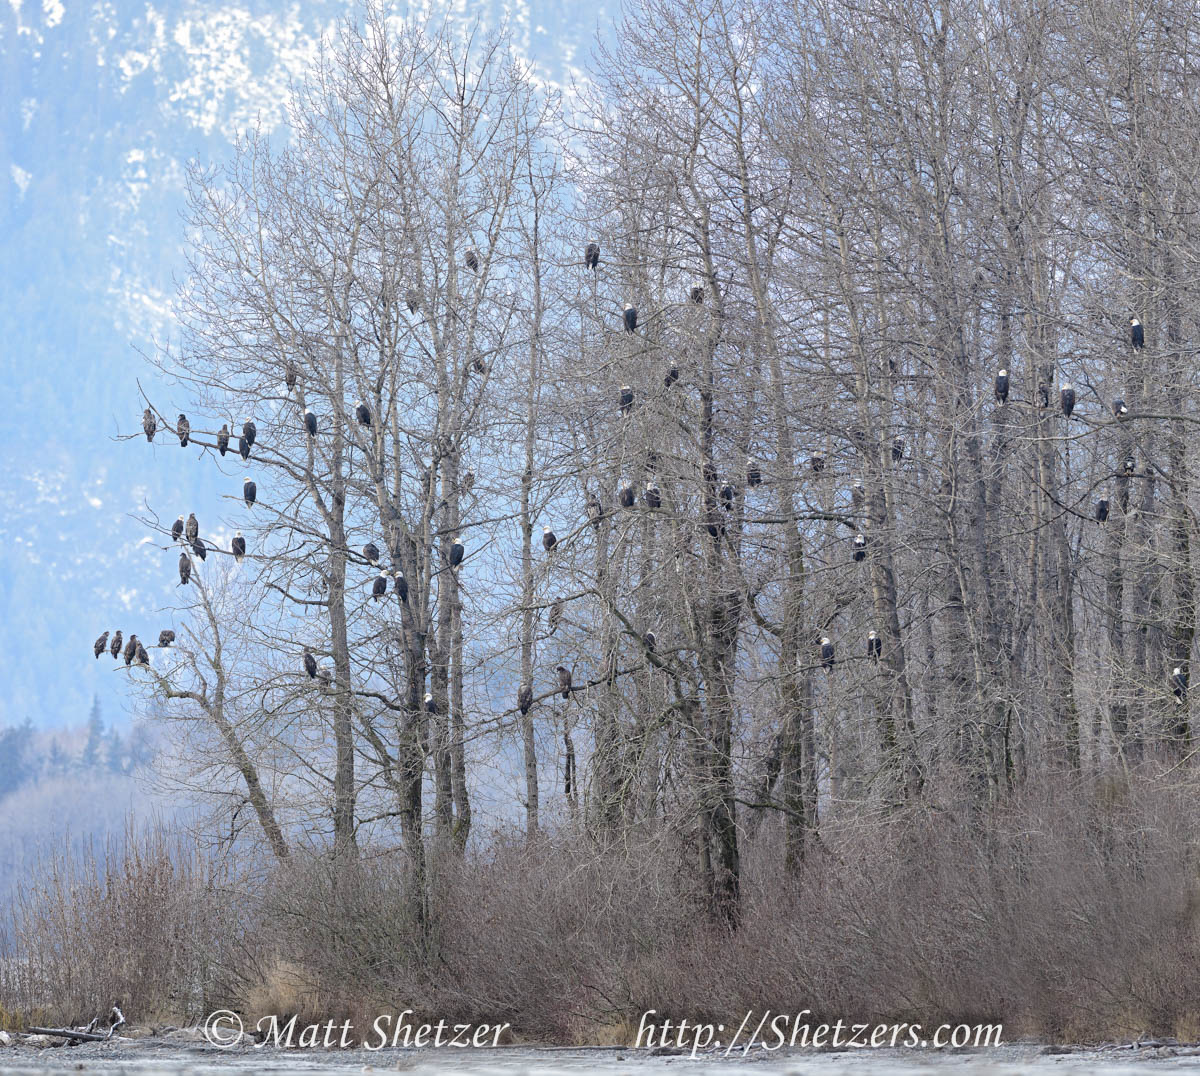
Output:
(0, 0), (607, 730)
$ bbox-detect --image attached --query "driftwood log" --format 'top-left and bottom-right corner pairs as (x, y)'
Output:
(26, 1006), (126, 1044)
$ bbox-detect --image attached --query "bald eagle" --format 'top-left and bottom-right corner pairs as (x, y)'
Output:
(304, 409), (317, 437)
(820, 637), (835, 670)
(747, 461), (763, 488)
(1130, 317), (1144, 349)
(171, 515), (185, 542)
(1061, 384), (1075, 418)
(690, 285), (704, 304)
(585, 242), (600, 270)
(135, 641), (150, 667)
(177, 414), (190, 447)
(178, 552), (192, 586)
(232, 532), (246, 563)
(372, 572), (388, 601)
(852, 481), (865, 507)
(994, 369), (1009, 404)
(355, 402), (371, 426)
(94, 631), (109, 658)
(304, 651), (317, 678)
(853, 533), (867, 561)
(317, 665), (333, 688)
(242, 419), (256, 449)
(185, 513), (199, 543)
(1113, 398), (1128, 419)
(142, 409), (156, 443)
(720, 484), (735, 510)
(892, 438), (905, 463)
(217, 424), (230, 456)
(405, 289), (419, 314)
(393, 570), (408, 604)
(644, 482), (661, 509)
(619, 385), (633, 416)
(363, 542), (380, 566)
(810, 455), (825, 473)
(239, 435), (250, 461)
(868, 630), (881, 662)
(619, 483), (635, 508)
(123, 635), (138, 666)
(465, 247), (479, 273)
(1096, 494), (1110, 522)
(556, 665), (572, 699)
(1037, 384), (1049, 409)
(1122, 454), (1135, 477)
(587, 493), (603, 530)
(448, 536), (464, 568)
(542, 526), (557, 551)
(643, 630), (657, 652)
(285, 360), (298, 391)
(518, 684), (533, 715)
(158, 629), (175, 648)
(191, 538), (207, 562)
(110, 630), (123, 659)
(664, 364), (679, 388)
(1172, 666), (1187, 705)
(244, 478), (256, 508)
(623, 304), (637, 333)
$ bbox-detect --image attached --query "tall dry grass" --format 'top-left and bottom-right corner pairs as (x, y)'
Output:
(2, 772), (1198, 1042)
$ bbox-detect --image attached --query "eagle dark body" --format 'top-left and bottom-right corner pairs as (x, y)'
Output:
(185, 513), (199, 543)
(94, 631), (109, 658)
(518, 684), (533, 715)
(177, 414), (190, 447)
(217, 425), (230, 456)
(158, 630), (175, 647)
(110, 630), (123, 659)
(585, 242), (599, 270)
(142, 409), (156, 442)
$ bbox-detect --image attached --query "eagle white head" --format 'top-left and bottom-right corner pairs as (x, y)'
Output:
(1062, 382), (1072, 391)
(1174, 666), (1182, 676)
(820, 636), (831, 645)
(1130, 317), (1141, 326)
(424, 692), (433, 703)
(868, 630), (878, 639)
(624, 303), (633, 311)
(543, 525), (552, 533)
(235, 530), (242, 537)
(998, 368), (1007, 377)
(393, 569), (404, 578)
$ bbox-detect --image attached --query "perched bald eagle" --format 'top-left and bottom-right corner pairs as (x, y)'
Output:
(171, 515), (185, 542)
(644, 482), (661, 509)
(110, 630), (123, 659)
(556, 665), (572, 699)
(242, 419), (256, 449)
(177, 414), (190, 447)
(548, 600), (563, 633)
(465, 247), (479, 273)
(619, 385), (633, 416)
(217, 424), (230, 456)
(690, 285), (704, 304)
(239, 435), (250, 461)
(585, 242), (600, 270)
(1061, 383), (1075, 418)
(1130, 317), (1144, 349)
(1096, 494), (1110, 523)
(820, 637), (835, 670)
(304, 409), (317, 437)
(618, 484), (635, 508)
(178, 552), (192, 586)
(135, 641), (149, 667)
(518, 684), (533, 715)
(623, 304), (637, 333)
(868, 630), (881, 662)
(142, 409), (156, 443)
(664, 364), (679, 388)
(720, 484), (735, 510)
(405, 289), (419, 314)
(355, 401), (371, 426)
(1037, 384), (1049, 409)
(363, 542), (380, 566)
(94, 631), (109, 658)
(994, 369), (1009, 404)
(158, 630), (175, 647)
(1113, 398), (1128, 418)
(285, 360), (298, 391)
(317, 665), (333, 688)
(852, 481), (865, 507)
(853, 533), (867, 561)
(1172, 666), (1187, 706)
(587, 493), (603, 530)
(123, 635), (139, 666)
(810, 455), (825, 473)
(244, 477), (256, 508)
(643, 630), (657, 652)
(393, 570), (408, 604)
(1122, 454), (1135, 477)
(185, 513), (199, 543)
(304, 651), (317, 679)
(232, 532), (246, 563)
(542, 526), (557, 551)
(892, 438), (905, 463)
(448, 536), (464, 567)
(372, 572), (388, 601)
(191, 538), (207, 562)
(747, 460), (763, 488)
